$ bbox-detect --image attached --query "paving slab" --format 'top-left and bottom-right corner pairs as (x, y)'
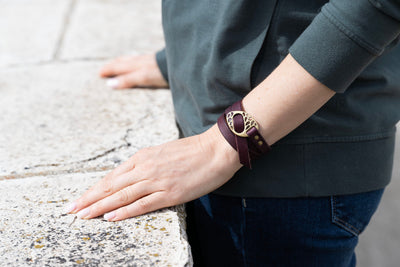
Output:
(0, 0), (71, 67)
(0, 61), (177, 178)
(59, 0), (164, 60)
(0, 172), (191, 266)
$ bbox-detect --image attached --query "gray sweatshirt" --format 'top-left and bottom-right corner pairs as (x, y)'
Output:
(156, 0), (400, 197)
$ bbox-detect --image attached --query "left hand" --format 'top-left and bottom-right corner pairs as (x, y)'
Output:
(65, 125), (241, 221)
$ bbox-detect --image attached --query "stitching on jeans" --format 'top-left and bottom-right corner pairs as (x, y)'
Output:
(241, 198), (248, 267)
(303, 144), (308, 195)
(331, 196), (361, 236)
(331, 196), (360, 235)
(334, 217), (361, 235)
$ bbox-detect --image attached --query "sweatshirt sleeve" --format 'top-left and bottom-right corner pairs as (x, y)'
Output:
(289, 0), (400, 93)
(155, 48), (169, 83)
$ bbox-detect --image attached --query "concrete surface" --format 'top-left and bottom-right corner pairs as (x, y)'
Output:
(0, 0), (399, 266)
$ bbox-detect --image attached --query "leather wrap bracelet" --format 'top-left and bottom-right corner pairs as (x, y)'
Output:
(217, 100), (270, 169)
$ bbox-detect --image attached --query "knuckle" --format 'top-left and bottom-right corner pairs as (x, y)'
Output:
(105, 65), (115, 74)
(101, 179), (113, 195)
(131, 165), (145, 179)
(104, 171), (115, 181)
(128, 153), (139, 165)
(119, 77), (128, 88)
(134, 163), (154, 180)
(168, 192), (180, 205)
(140, 74), (150, 85)
(118, 206), (130, 219)
(157, 177), (170, 190)
(133, 149), (144, 161)
(117, 188), (132, 203)
(90, 203), (103, 216)
(134, 148), (150, 162)
(126, 156), (136, 167)
(136, 198), (151, 213)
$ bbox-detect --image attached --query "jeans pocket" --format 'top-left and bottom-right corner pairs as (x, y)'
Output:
(331, 189), (384, 236)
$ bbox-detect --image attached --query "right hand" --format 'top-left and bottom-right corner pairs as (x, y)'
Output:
(99, 53), (168, 89)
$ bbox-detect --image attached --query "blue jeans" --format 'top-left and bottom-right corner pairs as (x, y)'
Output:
(186, 189), (384, 267)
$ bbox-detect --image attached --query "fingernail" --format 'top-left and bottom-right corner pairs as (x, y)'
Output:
(106, 78), (119, 89)
(76, 207), (90, 219)
(104, 211), (116, 221)
(63, 202), (77, 214)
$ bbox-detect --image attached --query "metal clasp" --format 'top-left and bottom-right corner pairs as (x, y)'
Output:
(225, 111), (259, 137)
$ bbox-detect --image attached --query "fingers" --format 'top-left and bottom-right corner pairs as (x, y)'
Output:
(106, 71), (148, 89)
(99, 53), (169, 89)
(76, 180), (155, 220)
(99, 57), (138, 78)
(73, 171), (137, 211)
(104, 191), (168, 221)
(66, 150), (151, 215)
(66, 158), (137, 214)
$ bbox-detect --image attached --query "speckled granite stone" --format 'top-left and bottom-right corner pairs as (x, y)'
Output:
(0, 61), (177, 179)
(59, 0), (164, 59)
(0, 172), (192, 266)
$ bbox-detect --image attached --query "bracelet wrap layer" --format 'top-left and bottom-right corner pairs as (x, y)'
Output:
(217, 101), (270, 169)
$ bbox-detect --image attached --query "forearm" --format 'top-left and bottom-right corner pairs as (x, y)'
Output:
(242, 53), (336, 146)
(227, 0), (400, 148)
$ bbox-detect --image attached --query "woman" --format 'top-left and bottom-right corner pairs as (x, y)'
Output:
(65, 0), (400, 266)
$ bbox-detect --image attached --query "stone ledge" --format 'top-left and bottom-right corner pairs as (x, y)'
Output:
(0, 1), (191, 265)
(0, 172), (192, 266)
(0, 61), (177, 178)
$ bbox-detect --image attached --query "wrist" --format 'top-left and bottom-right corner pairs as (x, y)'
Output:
(217, 100), (271, 169)
(202, 124), (242, 171)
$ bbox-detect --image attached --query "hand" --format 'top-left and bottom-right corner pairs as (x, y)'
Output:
(100, 53), (168, 89)
(65, 125), (241, 221)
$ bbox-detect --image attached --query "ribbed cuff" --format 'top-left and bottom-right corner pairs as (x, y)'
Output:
(155, 49), (169, 83)
(289, 0), (400, 93)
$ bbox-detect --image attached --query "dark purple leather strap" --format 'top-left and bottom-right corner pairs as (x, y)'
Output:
(247, 127), (270, 154)
(230, 102), (251, 168)
(217, 100), (271, 169)
(232, 110), (251, 169)
(218, 115), (236, 149)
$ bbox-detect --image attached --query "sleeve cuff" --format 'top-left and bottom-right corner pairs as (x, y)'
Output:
(155, 49), (169, 83)
(289, 0), (400, 93)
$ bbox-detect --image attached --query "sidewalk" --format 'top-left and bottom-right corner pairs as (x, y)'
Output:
(0, 0), (399, 266)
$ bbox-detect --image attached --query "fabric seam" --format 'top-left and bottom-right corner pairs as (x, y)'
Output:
(303, 144), (308, 195)
(241, 197), (248, 267)
(321, 6), (382, 55)
(275, 129), (395, 145)
(331, 196), (361, 236)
